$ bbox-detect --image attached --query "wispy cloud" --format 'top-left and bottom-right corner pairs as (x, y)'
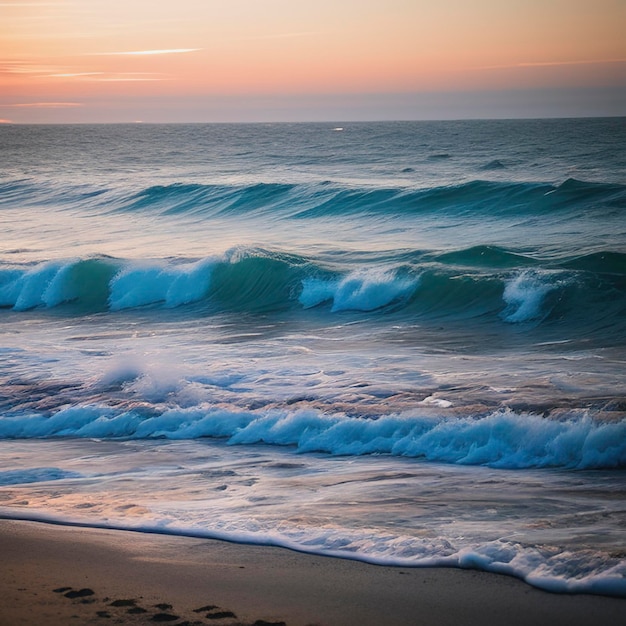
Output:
(0, 61), (65, 75)
(516, 58), (626, 67)
(0, 118), (13, 123)
(47, 72), (167, 81)
(89, 48), (202, 56)
(47, 72), (103, 77)
(0, 60), (170, 83)
(89, 76), (166, 82)
(2, 102), (83, 108)
(475, 58), (626, 70)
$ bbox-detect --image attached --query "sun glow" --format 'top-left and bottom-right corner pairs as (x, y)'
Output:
(0, 0), (624, 122)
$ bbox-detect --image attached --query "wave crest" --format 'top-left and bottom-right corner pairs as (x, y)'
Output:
(1, 249), (625, 341)
(5, 178), (625, 221)
(1, 405), (624, 469)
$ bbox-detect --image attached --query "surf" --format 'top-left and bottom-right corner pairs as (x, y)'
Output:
(1, 403), (624, 470)
(1, 248), (624, 343)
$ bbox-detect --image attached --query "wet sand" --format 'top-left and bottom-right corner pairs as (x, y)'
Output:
(0, 519), (623, 626)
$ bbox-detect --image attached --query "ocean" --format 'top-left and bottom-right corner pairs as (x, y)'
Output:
(0, 118), (625, 596)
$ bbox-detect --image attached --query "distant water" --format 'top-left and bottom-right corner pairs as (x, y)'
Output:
(1, 119), (625, 596)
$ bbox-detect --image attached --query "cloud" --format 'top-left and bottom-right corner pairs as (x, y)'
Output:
(0, 61), (65, 75)
(89, 77), (166, 81)
(47, 72), (104, 77)
(89, 48), (202, 56)
(47, 72), (167, 81)
(1, 102), (83, 108)
(475, 58), (626, 70)
(0, 61), (169, 82)
(0, 118), (13, 123)
(517, 59), (626, 68)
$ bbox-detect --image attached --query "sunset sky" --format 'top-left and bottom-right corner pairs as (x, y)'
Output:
(1, 0), (624, 123)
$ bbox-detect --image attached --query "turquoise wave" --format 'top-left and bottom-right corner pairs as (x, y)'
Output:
(0, 248), (624, 343)
(3, 178), (625, 220)
(117, 178), (626, 219)
(1, 405), (624, 470)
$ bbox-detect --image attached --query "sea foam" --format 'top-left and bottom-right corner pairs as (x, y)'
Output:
(2, 504), (625, 597)
(502, 270), (560, 323)
(1, 406), (624, 470)
(300, 268), (418, 311)
(109, 257), (215, 310)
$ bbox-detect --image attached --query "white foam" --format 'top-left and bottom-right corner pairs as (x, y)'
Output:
(0, 256), (218, 311)
(108, 257), (214, 310)
(0, 261), (67, 310)
(419, 395), (453, 408)
(300, 268), (418, 312)
(0, 268), (23, 307)
(502, 270), (560, 323)
(299, 277), (338, 308)
(41, 260), (82, 307)
(2, 405), (624, 470)
(1, 509), (624, 597)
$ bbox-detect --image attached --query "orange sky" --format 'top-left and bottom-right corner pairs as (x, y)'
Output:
(1, 0), (624, 122)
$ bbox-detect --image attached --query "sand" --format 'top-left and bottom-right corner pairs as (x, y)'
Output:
(0, 519), (623, 626)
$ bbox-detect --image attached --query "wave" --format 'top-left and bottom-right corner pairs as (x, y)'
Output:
(0, 250), (624, 338)
(0, 257), (117, 311)
(120, 182), (298, 218)
(480, 159), (506, 170)
(287, 178), (626, 220)
(1, 404), (624, 470)
(0, 178), (109, 210)
(300, 268), (418, 312)
(432, 246), (626, 276)
(558, 251), (626, 275)
(3, 177), (625, 221)
(1, 509), (624, 597)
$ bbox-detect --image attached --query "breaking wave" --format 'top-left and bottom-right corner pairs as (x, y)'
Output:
(0, 248), (624, 340)
(1, 404), (625, 470)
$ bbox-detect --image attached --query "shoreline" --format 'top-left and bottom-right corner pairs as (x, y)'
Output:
(1, 519), (624, 626)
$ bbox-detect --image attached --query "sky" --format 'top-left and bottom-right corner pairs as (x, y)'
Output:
(0, 0), (624, 123)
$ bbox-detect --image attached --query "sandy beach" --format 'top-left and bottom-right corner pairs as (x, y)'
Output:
(0, 519), (623, 626)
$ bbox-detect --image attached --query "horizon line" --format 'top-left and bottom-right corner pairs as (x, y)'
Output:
(1, 114), (624, 126)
